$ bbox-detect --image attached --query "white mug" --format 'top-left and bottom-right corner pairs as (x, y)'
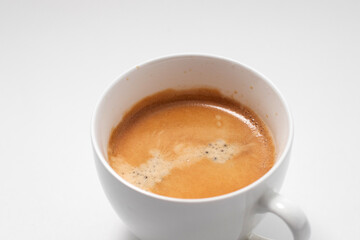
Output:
(91, 54), (310, 240)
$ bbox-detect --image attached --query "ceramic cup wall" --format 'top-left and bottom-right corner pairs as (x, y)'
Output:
(91, 55), (310, 240)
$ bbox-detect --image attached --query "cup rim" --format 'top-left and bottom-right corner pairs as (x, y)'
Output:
(91, 53), (294, 203)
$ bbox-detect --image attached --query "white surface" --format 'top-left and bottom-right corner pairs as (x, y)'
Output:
(0, 1), (359, 239)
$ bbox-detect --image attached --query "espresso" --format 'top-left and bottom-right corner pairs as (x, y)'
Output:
(108, 88), (275, 199)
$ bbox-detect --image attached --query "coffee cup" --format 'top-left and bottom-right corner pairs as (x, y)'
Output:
(91, 54), (310, 240)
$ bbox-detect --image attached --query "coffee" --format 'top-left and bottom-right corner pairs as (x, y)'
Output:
(108, 88), (275, 199)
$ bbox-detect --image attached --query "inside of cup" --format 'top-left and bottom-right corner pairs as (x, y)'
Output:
(92, 55), (291, 166)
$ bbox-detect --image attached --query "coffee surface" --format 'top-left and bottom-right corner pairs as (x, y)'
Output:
(108, 89), (275, 199)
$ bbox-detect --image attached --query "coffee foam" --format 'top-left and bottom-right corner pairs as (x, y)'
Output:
(109, 139), (241, 191)
(204, 139), (238, 163)
(108, 88), (275, 198)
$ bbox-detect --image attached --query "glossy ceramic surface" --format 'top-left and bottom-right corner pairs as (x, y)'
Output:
(91, 55), (310, 240)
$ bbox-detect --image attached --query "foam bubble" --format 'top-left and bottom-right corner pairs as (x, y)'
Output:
(111, 150), (173, 190)
(202, 139), (239, 163)
(110, 139), (244, 190)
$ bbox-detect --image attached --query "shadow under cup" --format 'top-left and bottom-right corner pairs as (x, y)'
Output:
(91, 55), (293, 240)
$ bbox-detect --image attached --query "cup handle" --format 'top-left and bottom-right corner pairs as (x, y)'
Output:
(248, 191), (311, 240)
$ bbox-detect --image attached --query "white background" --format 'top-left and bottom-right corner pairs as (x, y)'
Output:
(1, 1), (359, 239)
